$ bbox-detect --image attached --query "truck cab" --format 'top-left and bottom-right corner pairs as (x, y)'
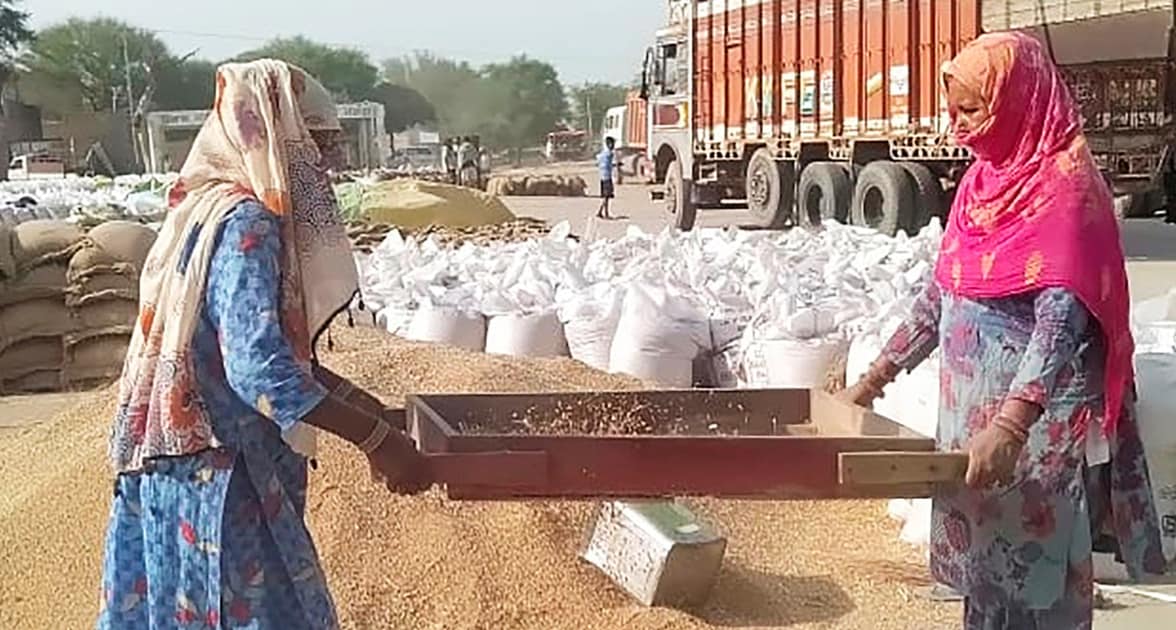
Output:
(641, 1), (694, 227)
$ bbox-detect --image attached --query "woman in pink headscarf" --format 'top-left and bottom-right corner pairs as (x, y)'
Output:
(844, 32), (1165, 628)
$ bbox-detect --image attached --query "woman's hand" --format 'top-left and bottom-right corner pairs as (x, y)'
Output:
(839, 379), (884, 409)
(965, 423), (1024, 489)
(838, 358), (899, 409)
(367, 430), (432, 495)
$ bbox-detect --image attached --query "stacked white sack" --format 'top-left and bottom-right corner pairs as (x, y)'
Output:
(357, 219), (946, 388)
(1130, 288), (1176, 564)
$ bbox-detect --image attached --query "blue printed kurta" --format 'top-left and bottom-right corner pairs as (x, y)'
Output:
(883, 284), (1165, 629)
(98, 201), (339, 629)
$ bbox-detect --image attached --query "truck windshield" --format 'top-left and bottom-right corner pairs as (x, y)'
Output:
(660, 43), (681, 96)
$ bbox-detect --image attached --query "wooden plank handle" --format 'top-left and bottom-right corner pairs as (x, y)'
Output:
(838, 452), (969, 486)
(425, 451), (548, 488)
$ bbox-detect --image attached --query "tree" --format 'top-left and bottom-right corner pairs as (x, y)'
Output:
(0, 0), (33, 87)
(25, 18), (171, 112)
(568, 82), (630, 138)
(383, 53), (482, 133)
(237, 36), (377, 102)
(478, 56), (566, 150)
(153, 58), (216, 110)
(365, 81), (435, 133)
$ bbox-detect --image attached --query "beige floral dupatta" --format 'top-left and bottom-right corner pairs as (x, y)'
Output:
(110, 60), (357, 472)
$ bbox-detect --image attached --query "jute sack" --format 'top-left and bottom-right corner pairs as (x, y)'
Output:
(72, 298), (139, 337)
(82, 221), (157, 273)
(65, 222), (154, 304)
(0, 336), (65, 380)
(0, 369), (63, 395)
(0, 223), (14, 279)
(11, 220), (84, 271)
(66, 244), (138, 284)
(65, 333), (130, 384)
(0, 299), (73, 349)
(0, 263), (69, 307)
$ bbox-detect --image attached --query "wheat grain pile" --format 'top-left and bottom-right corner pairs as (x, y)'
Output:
(0, 324), (959, 630)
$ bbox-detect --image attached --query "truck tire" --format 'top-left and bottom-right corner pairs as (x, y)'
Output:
(745, 148), (795, 229)
(796, 162), (852, 229)
(665, 159), (697, 230)
(851, 162), (916, 236)
(898, 162), (945, 231)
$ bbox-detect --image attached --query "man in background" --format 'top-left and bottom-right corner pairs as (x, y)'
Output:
(457, 136), (478, 187)
(596, 136), (618, 220)
(441, 138), (458, 184)
(475, 135), (490, 187)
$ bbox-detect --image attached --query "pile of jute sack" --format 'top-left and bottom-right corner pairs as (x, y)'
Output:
(485, 174), (587, 197)
(0, 220), (155, 394)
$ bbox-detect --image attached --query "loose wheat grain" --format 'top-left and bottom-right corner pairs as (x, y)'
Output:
(0, 325), (959, 630)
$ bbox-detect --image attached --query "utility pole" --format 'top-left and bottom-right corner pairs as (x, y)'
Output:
(586, 94), (593, 141)
(122, 36), (141, 172)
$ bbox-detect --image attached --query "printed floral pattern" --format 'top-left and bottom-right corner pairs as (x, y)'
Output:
(883, 285), (1164, 629)
(109, 60), (357, 475)
(98, 203), (337, 629)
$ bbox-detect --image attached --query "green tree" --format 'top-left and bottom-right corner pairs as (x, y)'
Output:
(0, 0), (33, 87)
(366, 81), (436, 133)
(477, 56), (566, 150)
(25, 18), (172, 112)
(383, 53), (482, 133)
(153, 58), (216, 110)
(237, 36), (377, 101)
(568, 82), (630, 137)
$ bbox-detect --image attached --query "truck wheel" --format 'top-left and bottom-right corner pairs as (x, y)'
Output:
(851, 162), (916, 236)
(665, 159), (697, 230)
(745, 148), (795, 229)
(898, 162), (945, 232)
(796, 162), (852, 229)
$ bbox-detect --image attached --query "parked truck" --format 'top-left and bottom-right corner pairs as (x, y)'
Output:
(602, 91), (652, 181)
(639, 0), (1175, 232)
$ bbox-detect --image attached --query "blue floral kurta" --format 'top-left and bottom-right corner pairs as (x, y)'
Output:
(98, 201), (339, 629)
(883, 283), (1165, 629)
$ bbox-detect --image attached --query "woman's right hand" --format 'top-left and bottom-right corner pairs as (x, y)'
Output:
(367, 430), (432, 495)
(839, 379), (883, 409)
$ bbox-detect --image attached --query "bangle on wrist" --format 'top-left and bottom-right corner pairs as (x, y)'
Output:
(992, 416), (1028, 445)
(357, 419), (390, 454)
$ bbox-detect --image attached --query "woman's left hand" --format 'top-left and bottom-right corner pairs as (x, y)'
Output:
(965, 423), (1024, 489)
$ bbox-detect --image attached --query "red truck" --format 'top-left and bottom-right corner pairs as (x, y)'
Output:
(636, 0), (1175, 232)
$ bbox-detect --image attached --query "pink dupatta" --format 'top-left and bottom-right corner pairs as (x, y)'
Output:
(935, 32), (1133, 433)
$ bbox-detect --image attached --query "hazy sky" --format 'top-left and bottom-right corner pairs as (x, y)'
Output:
(22, 0), (666, 85)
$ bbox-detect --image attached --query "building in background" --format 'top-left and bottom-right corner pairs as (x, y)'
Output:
(144, 101), (390, 173)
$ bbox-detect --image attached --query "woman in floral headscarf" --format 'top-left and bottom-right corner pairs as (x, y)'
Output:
(97, 60), (429, 629)
(843, 33), (1166, 628)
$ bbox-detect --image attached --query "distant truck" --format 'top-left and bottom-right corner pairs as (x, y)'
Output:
(6, 154), (66, 181)
(602, 92), (651, 181)
(545, 130), (590, 162)
(637, 0), (1176, 231)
